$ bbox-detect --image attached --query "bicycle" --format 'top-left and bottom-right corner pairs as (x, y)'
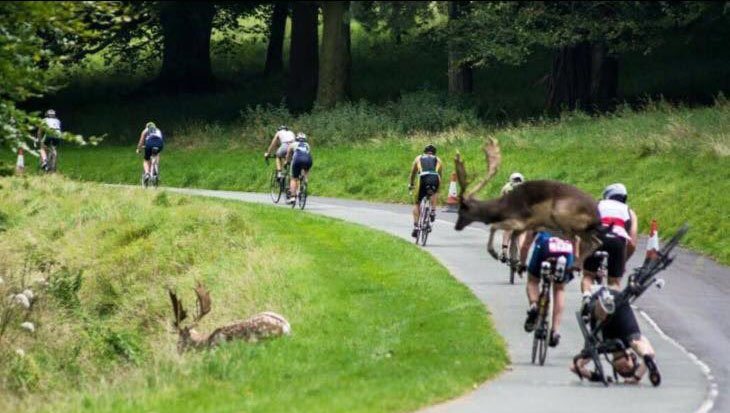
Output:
(414, 187), (435, 246)
(37, 138), (58, 173)
(531, 255), (567, 366)
(142, 148), (161, 188)
(500, 232), (522, 284)
(292, 173), (308, 210)
(266, 156), (290, 204)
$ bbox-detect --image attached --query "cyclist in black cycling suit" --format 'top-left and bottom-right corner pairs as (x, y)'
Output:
(571, 285), (661, 385)
(408, 144), (442, 239)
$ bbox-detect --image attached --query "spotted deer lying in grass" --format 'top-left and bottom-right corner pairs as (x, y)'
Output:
(169, 283), (291, 352)
(454, 138), (603, 269)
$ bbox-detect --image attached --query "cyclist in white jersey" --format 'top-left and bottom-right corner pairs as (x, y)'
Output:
(265, 125), (296, 180)
(581, 183), (639, 292)
(286, 132), (313, 204)
(36, 109), (62, 170)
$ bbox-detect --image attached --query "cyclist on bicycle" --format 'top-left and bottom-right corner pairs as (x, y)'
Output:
(37, 109), (61, 170)
(264, 125), (296, 180)
(286, 132), (313, 204)
(581, 183), (639, 294)
(500, 172), (526, 263)
(523, 230), (577, 347)
(135, 122), (164, 182)
(408, 144), (442, 239)
(571, 285), (660, 385)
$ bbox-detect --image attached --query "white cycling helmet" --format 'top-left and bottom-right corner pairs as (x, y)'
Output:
(602, 183), (628, 202)
(509, 172), (525, 184)
(296, 132), (307, 141)
(45, 109), (56, 117)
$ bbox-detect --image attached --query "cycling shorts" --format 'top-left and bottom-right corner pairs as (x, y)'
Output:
(144, 138), (164, 161)
(597, 301), (642, 349)
(291, 153), (312, 178)
(43, 136), (60, 147)
(583, 232), (627, 278)
(527, 232), (574, 284)
(416, 174), (440, 203)
(276, 143), (291, 158)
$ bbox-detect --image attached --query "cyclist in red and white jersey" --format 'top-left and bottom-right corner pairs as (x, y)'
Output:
(581, 183), (639, 292)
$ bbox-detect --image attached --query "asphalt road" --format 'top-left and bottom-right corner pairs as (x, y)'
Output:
(165, 188), (723, 413)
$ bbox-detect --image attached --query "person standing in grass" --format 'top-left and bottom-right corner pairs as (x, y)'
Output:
(286, 132), (313, 204)
(408, 144), (442, 239)
(265, 125), (296, 180)
(135, 122), (164, 182)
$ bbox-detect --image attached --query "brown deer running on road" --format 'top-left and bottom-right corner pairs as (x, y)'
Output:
(453, 138), (603, 269)
(169, 282), (291, 352)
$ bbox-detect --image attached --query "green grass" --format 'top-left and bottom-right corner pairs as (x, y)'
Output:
(0, 176), (506, 413)
(17, 100), (728, 265)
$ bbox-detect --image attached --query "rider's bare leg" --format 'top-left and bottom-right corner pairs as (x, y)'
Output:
(581, 270), (597, 294)
(552, 282), (566, 334)
(290, 177), (299, 198)
(143, 159), (151, 175)
(607, 276), (622, 290)
(501, 229), (513, 258)
(40, 146), (48, 164)
(276, 156), (283, 175)
(526, 275), (539, 305)
(412, 203), (420, 226)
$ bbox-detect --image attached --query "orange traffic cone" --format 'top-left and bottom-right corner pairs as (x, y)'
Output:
(444, 171), (459, 213)
(645, 219), (659, 262)
(15, 148), (25, 175)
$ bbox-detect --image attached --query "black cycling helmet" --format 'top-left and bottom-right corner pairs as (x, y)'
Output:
(424, 144), (437, 154)
(278, 125), (288, 131)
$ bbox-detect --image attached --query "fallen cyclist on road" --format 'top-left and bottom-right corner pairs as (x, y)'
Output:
(571, 285), (660, 385)
(571, 224), (688, 386)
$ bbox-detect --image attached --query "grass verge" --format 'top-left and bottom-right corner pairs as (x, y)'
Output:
(0, 176), (506, 413)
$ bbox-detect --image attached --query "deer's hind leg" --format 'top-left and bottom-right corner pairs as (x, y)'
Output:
(487, 227), (500, 260)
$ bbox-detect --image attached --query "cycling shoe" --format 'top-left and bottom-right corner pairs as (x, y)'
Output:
(524, 306), (538, 332)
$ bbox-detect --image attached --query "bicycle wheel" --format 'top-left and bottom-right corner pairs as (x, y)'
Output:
(538, 290), (551, 365)
(269, 169), (282, 203)
(298, 180), (308, 210)
(531, 328), (540, 364)
(508, 233), (519, 284)
(419, 200), (431, 246)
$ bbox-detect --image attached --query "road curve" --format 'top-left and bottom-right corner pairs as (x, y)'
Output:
(163, 188), (722, 413)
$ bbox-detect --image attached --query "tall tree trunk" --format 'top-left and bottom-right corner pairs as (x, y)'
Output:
(287, 2), (319, 109)
(546, 42), (618, 113)
(447, 1), (473, 96)
(157, 2), (216, 93)
(317, 1), (351, 108)
(264, 2), (288, 76)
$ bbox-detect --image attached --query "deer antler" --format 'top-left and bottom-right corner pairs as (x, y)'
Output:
(193, 282), (211, 322)
(465, 138), (501, 198)
(168, 289), (187, 329)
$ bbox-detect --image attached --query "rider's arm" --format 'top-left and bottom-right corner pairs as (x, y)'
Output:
(408, 157), (419, 187)
(136, 130), (146, 152)
(266, 133), (280, 156)
(627, 209), (639, 258)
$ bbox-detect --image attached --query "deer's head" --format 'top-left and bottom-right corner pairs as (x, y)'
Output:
(169, 282), (212, 353)
(454, 138), (502, 230)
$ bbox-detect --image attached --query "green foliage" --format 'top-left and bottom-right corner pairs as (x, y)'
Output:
(0, 1), (108, 151)
(452, 1), (711, 66)
(47, 268), (83, 309)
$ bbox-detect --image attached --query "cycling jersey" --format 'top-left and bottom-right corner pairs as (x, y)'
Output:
(42, 117), (61, 133)
(292, 141), (310, 155)
(501, 181), (524, 196)
(527, 231), (575, 282)
(144, 127), (163, 142)
(597, 199), (631, 240)
(416, 154), (440, 176)
(279, 130), (295, 145)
